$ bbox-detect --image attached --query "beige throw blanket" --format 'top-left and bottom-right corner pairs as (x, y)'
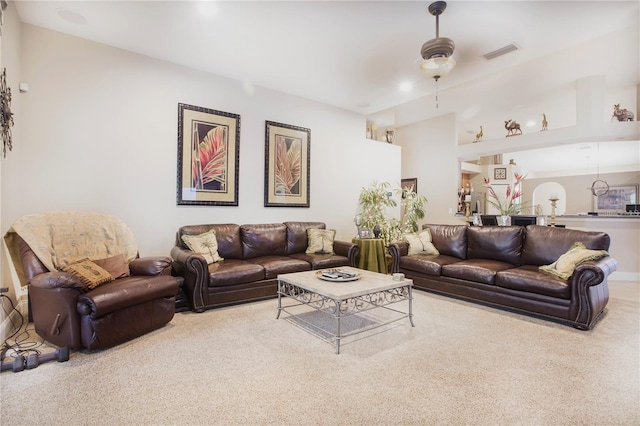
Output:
(4, 211), (138, 285)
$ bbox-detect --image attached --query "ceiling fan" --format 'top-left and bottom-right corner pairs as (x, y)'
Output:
(419, 1), (456, 81)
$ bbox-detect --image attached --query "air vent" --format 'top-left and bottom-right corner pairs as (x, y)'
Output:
(482, 44), (519, 61)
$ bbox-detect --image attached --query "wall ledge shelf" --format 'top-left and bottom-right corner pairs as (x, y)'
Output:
(457, 121), (639, 162)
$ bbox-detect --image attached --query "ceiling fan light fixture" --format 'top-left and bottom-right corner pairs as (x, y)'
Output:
(420, 56), (456, 80)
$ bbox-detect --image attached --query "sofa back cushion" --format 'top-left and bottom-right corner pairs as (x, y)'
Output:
(241, 223), (288, 259)
(177, 224), (242, 259)
(521, 225), (611, 266)
(284, 221), (326, 254)
(467, 226), (524, 265)
(423, 224), (468, 259)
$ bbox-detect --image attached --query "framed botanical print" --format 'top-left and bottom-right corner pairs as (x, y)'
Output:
(264, 121), (310, 208)
(177, 103), (240, 206)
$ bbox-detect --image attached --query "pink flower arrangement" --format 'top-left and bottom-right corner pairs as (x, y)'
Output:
(483, 173), (527, 215)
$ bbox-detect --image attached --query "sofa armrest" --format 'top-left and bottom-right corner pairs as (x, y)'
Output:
(129, 256), (172, 276)
(333, 240), (360, 267)
(170, 246), (209, 312)
(30, 271), (87, 291)
(570, 256), (618, 329)
(387, 242), (409, 273)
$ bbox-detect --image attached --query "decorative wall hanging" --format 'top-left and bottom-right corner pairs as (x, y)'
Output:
(264, 121), (310, 208)
(593, 184), (637, 213)
(1, 67), (14, 157)
(612, 104), (634, 122)
(401, 178), (418, 194)
(176, 103), (240, 206)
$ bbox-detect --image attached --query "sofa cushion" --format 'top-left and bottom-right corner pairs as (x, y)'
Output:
(400, 254), (461, 276)
(178, 224), (242, 259)
(284, 221), (326, 254)
(539, 242), (609, 280)
(246, 256), (311, 279)
(306, 229), (335, 254)
(207, 259), (265, 287)
(496, 265), (571, 299)
(63, 259), (114, 289)
(467, 226), (524, 265)
(181, 229), (223, 264)
(521, 225), (610, 266)
(442, 259), (515, 285)
(93, 254), (130, 279)
(423, 224), (467, 259)
(241, 224), (287, 259)
(406, 229), (439, 256)
(289, 252), (350, 269)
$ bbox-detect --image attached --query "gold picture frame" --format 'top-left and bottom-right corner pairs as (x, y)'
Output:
(177, 103), (240, 206)
(264, 121), (310, 208)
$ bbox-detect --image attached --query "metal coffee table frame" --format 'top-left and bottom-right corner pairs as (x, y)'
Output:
(276, 268), (414, 354)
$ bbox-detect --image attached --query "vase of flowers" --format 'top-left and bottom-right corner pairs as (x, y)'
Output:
(483, 173), (527, 223)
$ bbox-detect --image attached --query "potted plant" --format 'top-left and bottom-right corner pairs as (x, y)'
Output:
(357, 181), (397, 238)
(483, 173), (528, 225)
(396, 186), (427, 235)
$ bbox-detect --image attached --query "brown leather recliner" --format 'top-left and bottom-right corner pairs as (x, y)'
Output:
(5, 213), (179, 350)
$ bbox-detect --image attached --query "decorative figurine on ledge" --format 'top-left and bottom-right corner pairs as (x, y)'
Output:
(541, 113), (548, 131)
(504, 119), (522, 137)
(385, 129), (394, 144)
(612, 104), (634, 122)
(474, 126), (483, 143)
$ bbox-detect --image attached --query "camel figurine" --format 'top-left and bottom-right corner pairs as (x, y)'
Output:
(504, 119), (522, 137)
(612, 104), (634, 122)
(474, 126), (483, 143)
(541, 113), (548, 131)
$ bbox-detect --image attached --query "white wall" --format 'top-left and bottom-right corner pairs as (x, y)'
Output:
(1, 24), (400, 285)
(396, 113), (460, 226)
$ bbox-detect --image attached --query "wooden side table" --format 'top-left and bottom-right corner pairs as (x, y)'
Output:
(352, 238), (388, 274)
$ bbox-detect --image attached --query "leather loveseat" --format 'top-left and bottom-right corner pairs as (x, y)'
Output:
(388, 224), (617, 330)
(170, 221), (360, 312)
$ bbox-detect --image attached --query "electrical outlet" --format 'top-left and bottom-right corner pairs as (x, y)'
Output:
(0, 287), (8, 293)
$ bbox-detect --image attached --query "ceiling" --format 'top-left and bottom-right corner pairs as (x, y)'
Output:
(12, 0), (640, 174)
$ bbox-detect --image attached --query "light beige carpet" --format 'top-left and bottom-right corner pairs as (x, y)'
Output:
(1, 281), (638, 425)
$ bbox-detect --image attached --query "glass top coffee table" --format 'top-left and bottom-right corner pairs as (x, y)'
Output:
(276, 267), (414, 354)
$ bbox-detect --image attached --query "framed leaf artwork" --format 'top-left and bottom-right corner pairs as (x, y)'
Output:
(264, 121), (310, 208)
(177, 103), (240, 206)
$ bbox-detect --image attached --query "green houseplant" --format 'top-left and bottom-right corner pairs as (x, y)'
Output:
(357, 181), (427, 245)
(357, 181), (397, 235)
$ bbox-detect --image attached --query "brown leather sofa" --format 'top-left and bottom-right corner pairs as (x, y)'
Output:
(10, 235), (179, 350)
(388, 224), (617, 330)
(170, 221), (360, 312)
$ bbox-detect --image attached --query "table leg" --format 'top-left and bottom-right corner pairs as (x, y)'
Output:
(408, 285), (415, 327)
(335, 301), (341, 355)
(276, 280), (282, 319)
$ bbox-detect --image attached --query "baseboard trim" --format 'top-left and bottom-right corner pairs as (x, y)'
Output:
(609, 271), (639, 282)
(0, 298), (28, 343)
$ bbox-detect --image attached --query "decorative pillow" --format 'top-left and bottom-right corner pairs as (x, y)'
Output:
(405, 229), (440, 256)
(306, 229), (336, 255)
(93, 254), (130, 279)
(181, 229), (223, 264)
(62, 259), (114, 289)
(539, 242), (608, 280)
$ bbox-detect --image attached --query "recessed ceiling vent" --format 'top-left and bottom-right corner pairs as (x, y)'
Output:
(482, 43), (519, 61)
